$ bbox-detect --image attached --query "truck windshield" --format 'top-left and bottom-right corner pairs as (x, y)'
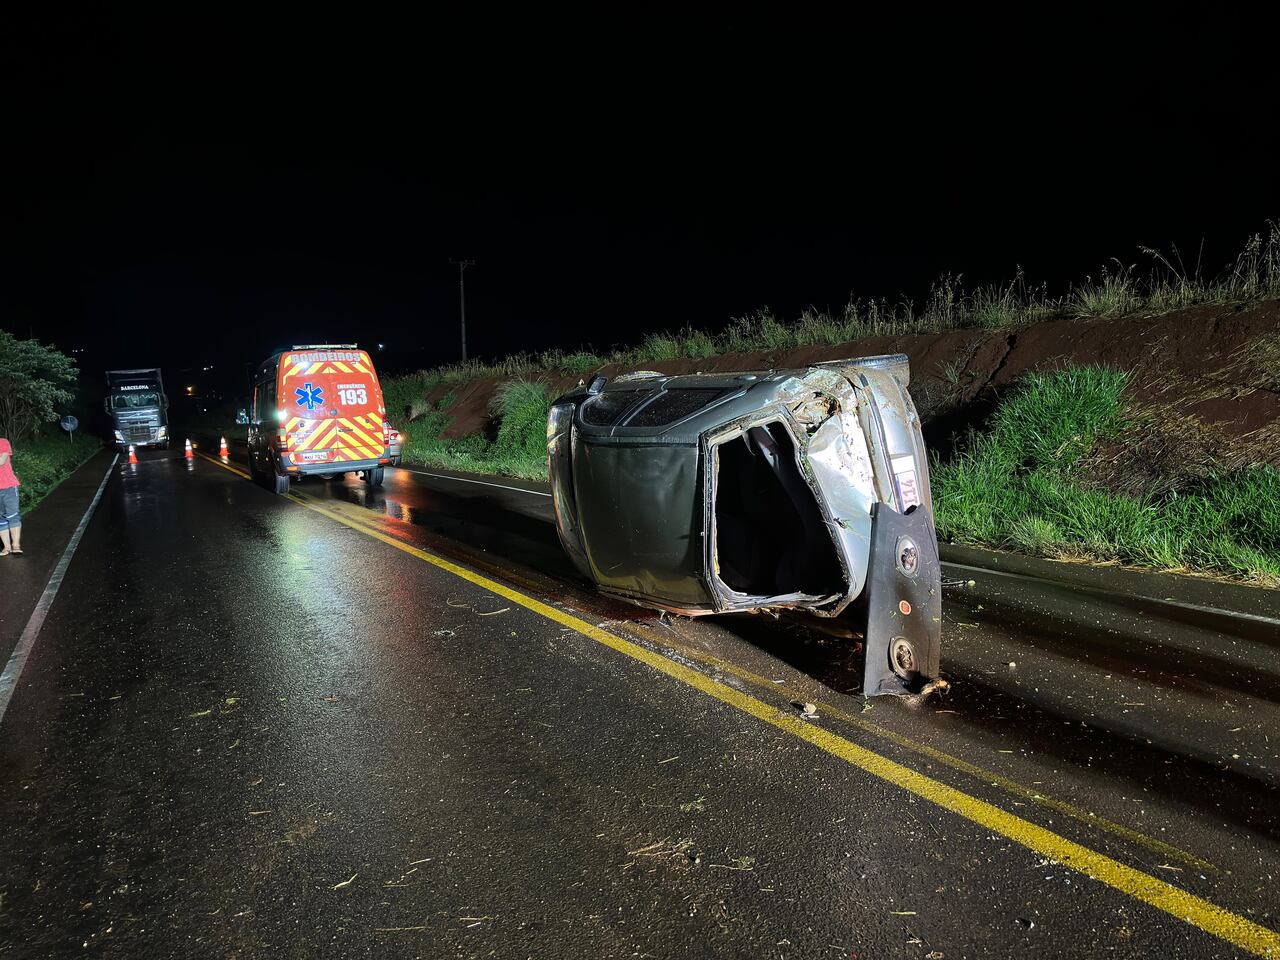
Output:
(111, 391), (161, 410)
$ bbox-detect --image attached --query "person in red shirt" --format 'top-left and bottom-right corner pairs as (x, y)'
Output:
(0, 437), (21, 556)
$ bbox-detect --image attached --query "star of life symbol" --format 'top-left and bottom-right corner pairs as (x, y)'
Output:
(295, 382), (324, 411)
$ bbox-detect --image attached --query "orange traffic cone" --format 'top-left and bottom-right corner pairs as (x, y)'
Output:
(219, 436), (229, 458)
(128, 444), (138, 465)
(184, 439), (194, 460)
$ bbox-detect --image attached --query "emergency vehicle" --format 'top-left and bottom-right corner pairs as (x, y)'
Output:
(247, 344), (392, 494)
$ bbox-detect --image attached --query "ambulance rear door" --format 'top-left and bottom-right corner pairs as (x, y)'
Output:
(278, 349), (388, 468)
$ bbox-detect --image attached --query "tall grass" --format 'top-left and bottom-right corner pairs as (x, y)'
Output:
(932, 367), (1280, 583)
(383, 222), (1280, 414)
(381, 222), (1280, 547)
(400, 382), (552, 480)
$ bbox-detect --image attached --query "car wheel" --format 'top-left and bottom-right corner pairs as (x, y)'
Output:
(364, 466), (384, 488)
(273, 471), (290, 495)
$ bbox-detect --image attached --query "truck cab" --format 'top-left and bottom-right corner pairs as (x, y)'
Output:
(105, 369), (169, 451)
(247, 344), (392, 494)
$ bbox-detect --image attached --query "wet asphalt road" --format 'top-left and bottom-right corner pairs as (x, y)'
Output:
(0, 448), (1277, 958)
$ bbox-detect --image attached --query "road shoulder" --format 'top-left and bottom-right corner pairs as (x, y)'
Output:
(0, 449), (115, 666)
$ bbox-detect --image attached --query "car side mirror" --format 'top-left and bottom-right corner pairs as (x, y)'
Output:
(587, 374), (608, 395)
(103, 398), (111, 414)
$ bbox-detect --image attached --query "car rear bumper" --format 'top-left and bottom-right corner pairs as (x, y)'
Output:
(289, 457), (387, 476)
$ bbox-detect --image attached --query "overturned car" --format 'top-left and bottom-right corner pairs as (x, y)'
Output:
(546, 354), (942, 696)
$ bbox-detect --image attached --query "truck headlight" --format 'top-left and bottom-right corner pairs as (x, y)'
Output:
(158, 426), (168, 439)
(113, 430), (123, 441)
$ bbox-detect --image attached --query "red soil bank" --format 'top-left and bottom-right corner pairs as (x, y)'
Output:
(422, 299), (1280, 462)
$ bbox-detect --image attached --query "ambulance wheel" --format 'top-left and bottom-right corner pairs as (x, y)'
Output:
(273, 471), (290, 495)
(363, 466), (384, 488)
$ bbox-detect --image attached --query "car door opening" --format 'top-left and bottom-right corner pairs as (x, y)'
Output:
(711, 422), (845, 601)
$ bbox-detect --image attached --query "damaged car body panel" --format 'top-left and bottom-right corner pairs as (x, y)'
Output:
(547, 354), (941, 695)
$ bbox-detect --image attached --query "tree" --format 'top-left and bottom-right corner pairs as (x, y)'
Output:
(0, 330), (78, 439)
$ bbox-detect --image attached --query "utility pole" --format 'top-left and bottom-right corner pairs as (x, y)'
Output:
(448, 258), (477, 361)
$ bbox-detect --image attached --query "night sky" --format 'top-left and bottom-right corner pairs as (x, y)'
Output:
(4, 9), (1276, 400)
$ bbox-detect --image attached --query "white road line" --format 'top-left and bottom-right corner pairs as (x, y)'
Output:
(942, 560), (1280, 628)
(0, 454), (117, 726)
(400, 467), (552, 498)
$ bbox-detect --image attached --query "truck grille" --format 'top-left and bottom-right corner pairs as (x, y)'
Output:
(123, 425), (155, 442)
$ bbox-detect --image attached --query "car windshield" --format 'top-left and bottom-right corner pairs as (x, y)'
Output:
(112, 390), (161, 409)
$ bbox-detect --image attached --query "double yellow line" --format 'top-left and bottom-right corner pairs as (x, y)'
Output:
(198, 452), (1279, 957)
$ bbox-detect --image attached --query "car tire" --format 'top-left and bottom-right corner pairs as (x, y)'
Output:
(273, 471), (290, 495)
(364, 466), (384, 488)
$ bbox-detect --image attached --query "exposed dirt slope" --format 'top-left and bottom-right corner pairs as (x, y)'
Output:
(424, 299), (1280, 464)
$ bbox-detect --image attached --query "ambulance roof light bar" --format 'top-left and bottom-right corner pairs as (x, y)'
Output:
(291, 343), (359, 350)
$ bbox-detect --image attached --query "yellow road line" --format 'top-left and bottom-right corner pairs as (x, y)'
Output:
(205, 454), (251, 480)
(196, 451), (1278, 957)
(620, 619), (1218, 873)
(279, 487), (1215, 874)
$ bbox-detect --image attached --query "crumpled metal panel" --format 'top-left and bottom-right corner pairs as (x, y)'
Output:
(850, 365), (934, 521)
(805, 411), (876, 604)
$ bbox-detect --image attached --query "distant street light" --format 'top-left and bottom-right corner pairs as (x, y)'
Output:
(448, 258), (477, 361)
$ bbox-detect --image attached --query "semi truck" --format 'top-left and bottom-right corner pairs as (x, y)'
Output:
(105, 368), (170, 451)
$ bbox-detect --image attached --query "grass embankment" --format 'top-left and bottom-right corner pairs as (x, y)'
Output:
(398, 381), (552, 480)
(370, 224), (1280, 581)
(397, 366), (1279, 583)
(932, 368), (1280, 584)
(381, 223), (1280, 396)
(11, 434), (100, 513)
